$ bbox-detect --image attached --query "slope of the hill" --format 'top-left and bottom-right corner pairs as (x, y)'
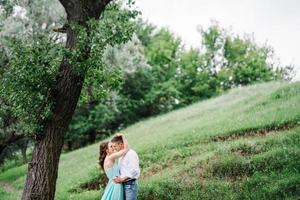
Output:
(0, 81), (300, 200)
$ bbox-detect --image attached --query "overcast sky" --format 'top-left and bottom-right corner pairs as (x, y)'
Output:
(135, 0), (300, 81)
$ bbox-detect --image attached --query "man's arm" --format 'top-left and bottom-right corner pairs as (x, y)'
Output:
(113, 176), (129, 183)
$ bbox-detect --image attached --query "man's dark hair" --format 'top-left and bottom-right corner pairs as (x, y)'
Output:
(111, 135), (123, 144)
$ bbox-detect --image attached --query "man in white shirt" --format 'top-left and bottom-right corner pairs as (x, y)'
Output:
(111, 135), (140, 200)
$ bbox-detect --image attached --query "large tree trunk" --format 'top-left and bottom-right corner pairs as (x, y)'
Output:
(21, 1), (111, 200)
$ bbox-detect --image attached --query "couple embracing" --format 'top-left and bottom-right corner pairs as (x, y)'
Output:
(99, 133), (140, 200)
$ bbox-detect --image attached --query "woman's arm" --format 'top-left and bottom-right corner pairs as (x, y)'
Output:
(108, 134), (129, 161)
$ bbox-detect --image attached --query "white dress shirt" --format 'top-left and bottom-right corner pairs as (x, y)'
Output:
(120, 149), (140, 180)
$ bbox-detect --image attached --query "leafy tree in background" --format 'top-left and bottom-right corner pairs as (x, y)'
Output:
(177, 48), (207, 104)
(109, 34), (153, 125)
(202, 22), (294, 89)
(223, 35), (293, 86)
(173, 24), (224, 105)
(177, 22), (294, 105)
(142, 27), (182, 114)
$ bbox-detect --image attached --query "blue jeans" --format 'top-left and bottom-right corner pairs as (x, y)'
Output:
(123, 179), (138, 200)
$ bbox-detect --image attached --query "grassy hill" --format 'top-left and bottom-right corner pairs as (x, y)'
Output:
(1, 81), (300, 200)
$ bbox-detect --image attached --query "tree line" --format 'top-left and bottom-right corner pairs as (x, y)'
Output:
(64, 21), (294, 150)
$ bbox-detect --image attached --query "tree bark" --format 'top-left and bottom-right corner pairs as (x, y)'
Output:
(21, 1), (112, 200)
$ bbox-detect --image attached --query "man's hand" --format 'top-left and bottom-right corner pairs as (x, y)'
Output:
(113, 176), (127, 183)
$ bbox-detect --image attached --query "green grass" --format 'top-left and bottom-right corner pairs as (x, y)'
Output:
(1, 81), (300, 199)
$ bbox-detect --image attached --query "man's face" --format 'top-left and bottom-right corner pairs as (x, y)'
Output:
(112, 142), (124, 152)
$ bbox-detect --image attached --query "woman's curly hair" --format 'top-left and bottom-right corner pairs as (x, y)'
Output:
(99, 142), (109, 170)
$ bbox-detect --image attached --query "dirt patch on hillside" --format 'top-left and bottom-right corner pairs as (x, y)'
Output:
(0, 181), (14, 193)
(211, 122), (299, 142)
(69, 173), (108, 193)
(0, 181), (22, 194)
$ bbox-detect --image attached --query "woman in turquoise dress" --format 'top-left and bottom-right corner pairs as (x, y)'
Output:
(99, 134), (129, 200)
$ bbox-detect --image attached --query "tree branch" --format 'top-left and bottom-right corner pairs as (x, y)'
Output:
(58, 0), (112, 22)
